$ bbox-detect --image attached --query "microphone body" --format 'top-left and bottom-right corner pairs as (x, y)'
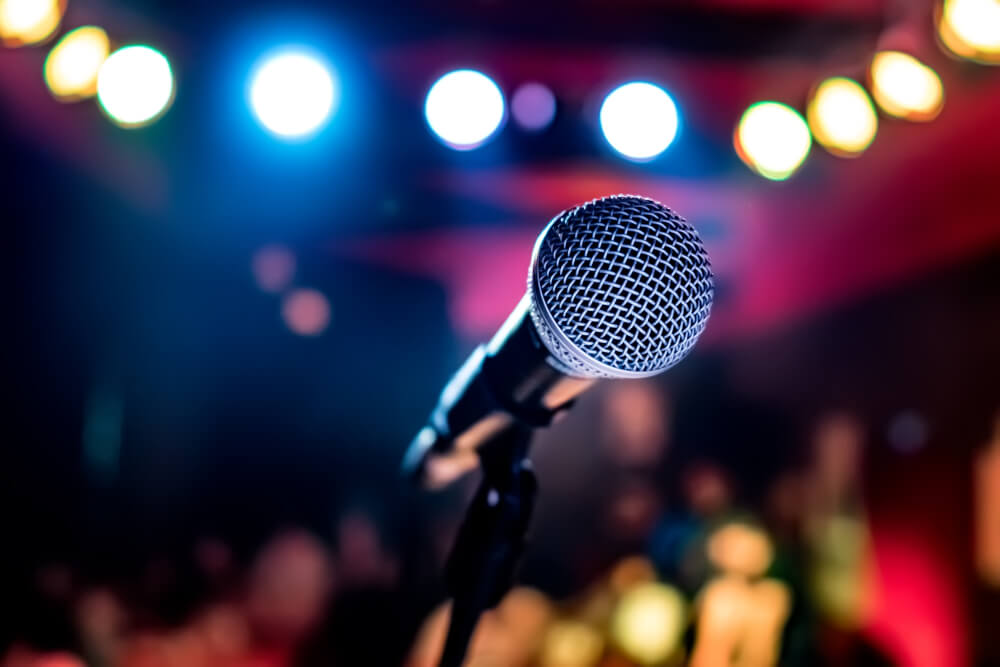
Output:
(402, 195), (714, 488)
(401, 294), (594, 487)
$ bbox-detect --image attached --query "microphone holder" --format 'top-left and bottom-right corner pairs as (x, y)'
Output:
(437, 423), (537, 667)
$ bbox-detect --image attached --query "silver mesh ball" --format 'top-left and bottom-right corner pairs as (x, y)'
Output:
(527, 195), (713, 378)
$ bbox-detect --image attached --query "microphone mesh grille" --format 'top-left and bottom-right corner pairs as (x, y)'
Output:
(529, 195), (714, 378)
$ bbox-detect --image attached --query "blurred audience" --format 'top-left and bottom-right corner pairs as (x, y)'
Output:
(3, 403), (991, 667)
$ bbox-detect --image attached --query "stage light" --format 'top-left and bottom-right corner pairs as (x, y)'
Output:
(0, 0), (62, 47)
(806, 77), (878, 157)
(611, 582), (686, 665)
(97, 45), (175, 128)
(511, 82), (556, 131)
(250, 50), (338, 139)
(599, 81), (679, 161)
(282, 288), (330, 336)
(424, 69), (505, 150)
(869, 51), (944, 121)
(44, 26), (109, 102)
(938, 0), (1000, 64)
(735, 101), (811, 180)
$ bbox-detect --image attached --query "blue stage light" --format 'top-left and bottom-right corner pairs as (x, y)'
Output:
(599, 81), (679, 161)
(249, 48), (338, 139)
(424, 69), (505, 150)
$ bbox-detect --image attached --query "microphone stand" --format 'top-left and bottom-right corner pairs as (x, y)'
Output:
(437, 423), (537, 667)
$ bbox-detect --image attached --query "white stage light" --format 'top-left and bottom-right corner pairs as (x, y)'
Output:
(250, 50), (338, 139)
(424, 69), (505, 150)
(599, 81), (679, 161)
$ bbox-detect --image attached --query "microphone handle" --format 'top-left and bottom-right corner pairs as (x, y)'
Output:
(402, 294), (594, 487)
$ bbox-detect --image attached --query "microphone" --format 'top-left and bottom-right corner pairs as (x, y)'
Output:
(402, 195), (714, 488)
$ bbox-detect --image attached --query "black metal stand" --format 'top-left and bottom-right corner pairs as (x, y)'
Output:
(437, 424), (537, 667)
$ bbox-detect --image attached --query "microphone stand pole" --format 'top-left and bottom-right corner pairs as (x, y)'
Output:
(437, 423), (537, 667)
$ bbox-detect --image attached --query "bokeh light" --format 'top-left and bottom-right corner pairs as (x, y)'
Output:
(807, 77), (878, 157)
(869, 51), (944, 121)
(938, 0), (1000, 63)
(683, 463), (732, 517)
(252, 245), (296, 293)
(599, 81), (679, 161)
(511, 82), (556, 131)
(97, 45), (175, 128)
(976, 415), (1000, 587)
(539, 620), (604, 667)
(735, 101), (812, 180)
(424, 69), (506, 150)
(808, 514), (871, 626)
(44, 26), (110, 102)
(250, 50), (338, 139)
(611, 582), (686, 665)
(707, 521), (775, 577)
(0, 0), (62, 47)
(282, 288), (331, 336)
(602, 381), (669, 466)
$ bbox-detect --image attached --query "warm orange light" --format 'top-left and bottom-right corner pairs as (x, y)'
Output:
(0, 0), (63, 47)
(976, 415), (1000, 586)
(707, 521), (774, 577)
(869, 51), (944, 121)
(44, 26), (110, 101)
(807, 77), (878, 157)
(938, 0), (1000, 63)
(540, 620), (604, 667)
(692, 577), (791, 667)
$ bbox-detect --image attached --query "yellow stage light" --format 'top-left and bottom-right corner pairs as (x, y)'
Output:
(869, 51), (944, 121)
(611, 582), (687, 665)
(44, 26), (109, 101)
(939, 0), (1000, 63)
(734, 101), (811, 181)
(0, 0), (63, 47)
(806, 77), (878, 157)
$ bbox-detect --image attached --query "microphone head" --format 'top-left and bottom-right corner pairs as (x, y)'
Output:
(527, 195), (714, 379)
